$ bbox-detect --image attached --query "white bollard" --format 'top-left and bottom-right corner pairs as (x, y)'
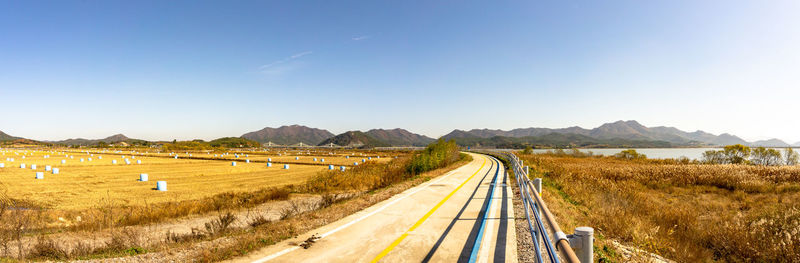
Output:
(533, 178), (542, 196)
(569, 227), (594, 263)
(140, 174), (148, 181)
(156, 181), (167, 191)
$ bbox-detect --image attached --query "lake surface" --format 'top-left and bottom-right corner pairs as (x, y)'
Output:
(532, 148), (722, 160)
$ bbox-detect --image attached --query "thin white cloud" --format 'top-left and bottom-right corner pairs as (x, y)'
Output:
(290, 51), (313, 59)
(352, 35), (370, 41)
(259, 51), (313, 74)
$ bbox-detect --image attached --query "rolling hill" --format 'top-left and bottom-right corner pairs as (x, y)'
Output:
(53, 134), (145, 146)
(365, 128), (435, 147)
(318, 131), (389, 148)
(0, 130), (21, 141)
(241, 125), (334, 145)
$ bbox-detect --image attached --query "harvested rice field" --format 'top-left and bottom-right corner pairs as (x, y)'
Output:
(0, 149), (355, 210)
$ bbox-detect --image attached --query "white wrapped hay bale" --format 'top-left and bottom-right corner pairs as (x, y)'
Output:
(45, 165), (51, 171)
(156, 181), (167, 191)
(246, 159), (250, 163)
(313, 158), (318, 162)
(267, 162), (272, 167)
(232, 161), (237, 166)
(137, 160), (142, 164)
(268, 158), (272, 162)
(140, 174), (148, 181)
(0, 163), (4, 168)
(321, 158), (325, 162)
(329, 165), (334, 170)
(362, 159), (366, 163)
(284, 164), (289, 169)
(61, 160), (66, 164)
(35, 172), (44, 179)
(295, 157), (299, 160)
(52, 168), (59, 174)
(354, 162), (358, 166)
(340, 166), (346, 172)
(88, 158), (92, 161)
(80, 158), (84, 162)
(30, 164), (36, 170)
(20, 163), (26, 169)
(112, 160), (118, 164)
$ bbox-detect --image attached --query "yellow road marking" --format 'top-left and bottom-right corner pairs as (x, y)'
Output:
(370, 156), (488, 262)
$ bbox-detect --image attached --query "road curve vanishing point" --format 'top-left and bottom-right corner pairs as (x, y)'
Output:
(235, 153), (517, 263)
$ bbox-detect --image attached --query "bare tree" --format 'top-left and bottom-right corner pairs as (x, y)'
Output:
(786, 148), (800, 166)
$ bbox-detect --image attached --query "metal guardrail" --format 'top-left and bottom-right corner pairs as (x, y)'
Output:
(478, 150), (593, 263)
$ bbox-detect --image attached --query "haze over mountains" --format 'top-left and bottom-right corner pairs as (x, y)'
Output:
(1, 121), (798, 148)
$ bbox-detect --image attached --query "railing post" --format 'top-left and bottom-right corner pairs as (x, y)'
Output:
(532, 177), (541, 196)
(568, 227), (594, 263)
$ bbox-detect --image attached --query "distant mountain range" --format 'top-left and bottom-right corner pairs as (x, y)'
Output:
(364, 129), (435, 147)
(50, 134), (137, 146)
(241, 125), (334, 145)
(442, 120), (793, 148)
(318, 131), (390, 148)
(1, 120), (798, 148)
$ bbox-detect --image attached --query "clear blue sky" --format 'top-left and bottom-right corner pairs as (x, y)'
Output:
(2, 0), (799, 143)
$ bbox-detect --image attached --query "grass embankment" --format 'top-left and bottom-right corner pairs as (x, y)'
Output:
(520, 153), (800, 262)
(0, 141), (469, 261)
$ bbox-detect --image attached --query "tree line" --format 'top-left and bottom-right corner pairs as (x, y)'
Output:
(702, 144), (799, 166)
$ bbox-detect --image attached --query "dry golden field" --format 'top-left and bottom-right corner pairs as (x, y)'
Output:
(521, 153), (800, 262)
(0, 149), (390, 210)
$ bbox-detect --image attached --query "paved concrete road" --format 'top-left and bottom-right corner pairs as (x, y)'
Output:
(233, 153), (517, 263)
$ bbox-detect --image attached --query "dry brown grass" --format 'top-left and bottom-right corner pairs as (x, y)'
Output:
(521, 153), (800, 262)
(0, 148), (418, 261)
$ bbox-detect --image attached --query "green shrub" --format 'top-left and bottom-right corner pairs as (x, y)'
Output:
(407, 139), (461, 175)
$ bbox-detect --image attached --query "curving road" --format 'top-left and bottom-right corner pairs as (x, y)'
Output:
(233, 153), (517, 263)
